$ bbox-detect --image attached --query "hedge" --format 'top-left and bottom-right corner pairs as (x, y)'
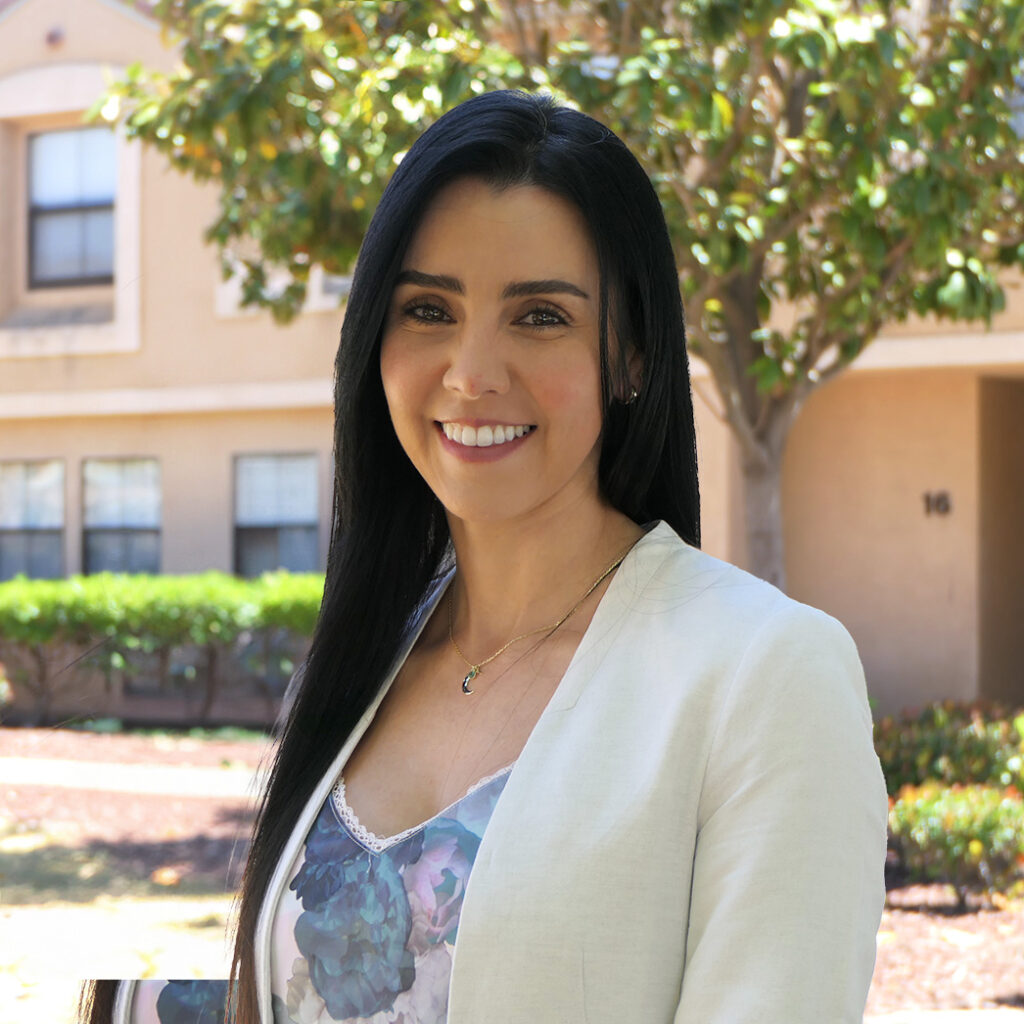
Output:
(0, 571), (324, 723)
(876, 700), (1024, 903)
(874, 699), (1024, 796)
(889, 782), (1024, 906)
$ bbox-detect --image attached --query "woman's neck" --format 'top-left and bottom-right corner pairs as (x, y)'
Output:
(445, 502), (646, 658)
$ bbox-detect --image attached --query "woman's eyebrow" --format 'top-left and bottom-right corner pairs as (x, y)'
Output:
(394, 269), (589, 301)
(394, 269), (464, 293)
(502, 279), (590, 300)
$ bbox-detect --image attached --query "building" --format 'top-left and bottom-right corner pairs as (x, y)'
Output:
(1, 0), (1021, 721)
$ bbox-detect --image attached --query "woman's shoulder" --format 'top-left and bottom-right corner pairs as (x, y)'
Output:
(624, 523), (869, 729)
(625, 521), (855, 655)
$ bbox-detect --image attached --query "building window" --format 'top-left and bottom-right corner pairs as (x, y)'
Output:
(28, 126), (115, 289)
(83, 458), (160, 574)
(0, 460), (64, 581)
(235, 454), (319, 577)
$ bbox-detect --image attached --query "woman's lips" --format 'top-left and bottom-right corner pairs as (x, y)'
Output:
(435, 421), (536, 462)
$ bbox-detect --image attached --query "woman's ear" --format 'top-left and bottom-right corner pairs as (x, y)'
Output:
(623, 346), (643, 403)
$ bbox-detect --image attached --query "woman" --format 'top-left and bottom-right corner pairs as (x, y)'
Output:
(84, 89), (887, 1024)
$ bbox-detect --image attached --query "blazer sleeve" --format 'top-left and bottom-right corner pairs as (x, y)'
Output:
(674, 604), (888, 1024)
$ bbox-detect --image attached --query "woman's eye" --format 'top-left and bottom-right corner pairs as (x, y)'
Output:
(517, 306), (568, 329)
(403, 302), (451, 324)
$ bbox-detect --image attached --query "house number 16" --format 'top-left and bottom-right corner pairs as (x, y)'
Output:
(922, 491), (951, 516)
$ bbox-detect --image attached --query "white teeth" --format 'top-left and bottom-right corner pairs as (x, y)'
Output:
(442, 423), (533, 447)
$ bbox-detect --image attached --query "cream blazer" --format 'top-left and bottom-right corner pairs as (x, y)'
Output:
(253, 522), (888, 1023)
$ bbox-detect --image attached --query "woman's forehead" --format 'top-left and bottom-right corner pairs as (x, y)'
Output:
(401, 177), (598, 287)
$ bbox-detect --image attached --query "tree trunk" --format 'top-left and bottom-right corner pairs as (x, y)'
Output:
(30, 644), (51, 726)
(741, 449), (787, 591)
(199, 644), (219, 722)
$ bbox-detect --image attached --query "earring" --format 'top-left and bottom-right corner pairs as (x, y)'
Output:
(625, 386), (639, 405)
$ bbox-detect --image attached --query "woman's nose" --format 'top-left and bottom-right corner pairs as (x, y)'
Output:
(441, 325), (510, 398)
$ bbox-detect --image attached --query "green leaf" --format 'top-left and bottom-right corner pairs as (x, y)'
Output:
(938, 271), (968, 310)
(711, 91), (734, 130)
(910, 84), (937, 108)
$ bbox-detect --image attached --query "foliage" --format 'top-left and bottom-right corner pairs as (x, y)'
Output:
(95, 0), (1024, 440)
(252, 570), (325, 635)
(68, 716), (125, 734)
(0, 570), (322, 648)
(93, 0), (1024, 586)
(874, 699), (1024, 796)
(889, 781), (1024, 905)
(65, 718), (270, 741)
(0, 571), (324, 722)
(94, 0), (534, 321)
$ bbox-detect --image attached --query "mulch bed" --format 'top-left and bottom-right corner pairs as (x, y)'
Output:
(3, 726), (1023, 1013)
(868, 862), (1024, 1014)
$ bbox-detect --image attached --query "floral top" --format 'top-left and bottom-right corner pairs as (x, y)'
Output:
(128, 765), (513, 1024)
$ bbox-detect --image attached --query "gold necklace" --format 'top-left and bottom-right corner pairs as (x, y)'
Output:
(448, 543), (633, 694)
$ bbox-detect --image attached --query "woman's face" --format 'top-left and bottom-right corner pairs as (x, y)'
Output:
(379, 177), (609, 528)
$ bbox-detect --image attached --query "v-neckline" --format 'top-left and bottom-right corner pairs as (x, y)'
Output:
(333, 761), (516, 854)
(338, 521), (665, 842)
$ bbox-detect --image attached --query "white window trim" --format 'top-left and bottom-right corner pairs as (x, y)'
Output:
(0, 62), (141, 359)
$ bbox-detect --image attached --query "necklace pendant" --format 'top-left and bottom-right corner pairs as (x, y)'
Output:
(461, 666), (479, 694)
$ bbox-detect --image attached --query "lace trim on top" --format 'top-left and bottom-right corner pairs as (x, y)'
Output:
(332, 763), (515, 854)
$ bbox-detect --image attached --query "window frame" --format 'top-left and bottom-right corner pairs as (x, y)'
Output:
(0, 457), (65, 581)
(26, 125), (117, 290)
(0, 62), (141, 359)
(80, 456), (162, 576)
(232, 452), (320, 577)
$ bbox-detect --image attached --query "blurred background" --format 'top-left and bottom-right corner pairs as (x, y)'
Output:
(0, 0), (1022, 1021)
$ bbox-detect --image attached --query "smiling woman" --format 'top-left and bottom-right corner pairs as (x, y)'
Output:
(82, 90), (887, 1024)
(380, 179), (614, 526)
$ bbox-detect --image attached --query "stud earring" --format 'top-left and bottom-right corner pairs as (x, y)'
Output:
(625, 386), (639, 405)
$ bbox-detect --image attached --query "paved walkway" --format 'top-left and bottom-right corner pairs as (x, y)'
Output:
(0, 755), (260, 798)
(866, 1014), (1024, 1022)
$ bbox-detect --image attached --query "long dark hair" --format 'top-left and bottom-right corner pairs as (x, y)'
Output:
(230, 89), (699, 1022)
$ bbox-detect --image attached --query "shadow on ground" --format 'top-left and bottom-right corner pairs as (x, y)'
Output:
(0, 808), (252, 905)
(883, 851), (1014, 915)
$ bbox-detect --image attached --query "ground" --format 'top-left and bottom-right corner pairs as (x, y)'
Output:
(1, 726), (1022, 1023)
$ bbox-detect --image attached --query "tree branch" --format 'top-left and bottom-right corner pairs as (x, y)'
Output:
(694, 36), (766, 189)
(498, 0), (536, 64)
(696, 336), (768, 466)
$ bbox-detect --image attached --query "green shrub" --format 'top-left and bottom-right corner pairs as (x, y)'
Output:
(874, 700), (1024, 796)
(889, 781), (1024, 905)
(253, 571), (324, 636)
(0, 571), (324, 722)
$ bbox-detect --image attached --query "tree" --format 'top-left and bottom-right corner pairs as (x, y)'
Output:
(97, 0), (1024, 587)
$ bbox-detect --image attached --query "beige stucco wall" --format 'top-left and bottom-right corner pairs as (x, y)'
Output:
(782, 368), (981, 716)
(979, 377), (1024, 705)
(0, 0), (166, 75)
(0, 0), (344, 397)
